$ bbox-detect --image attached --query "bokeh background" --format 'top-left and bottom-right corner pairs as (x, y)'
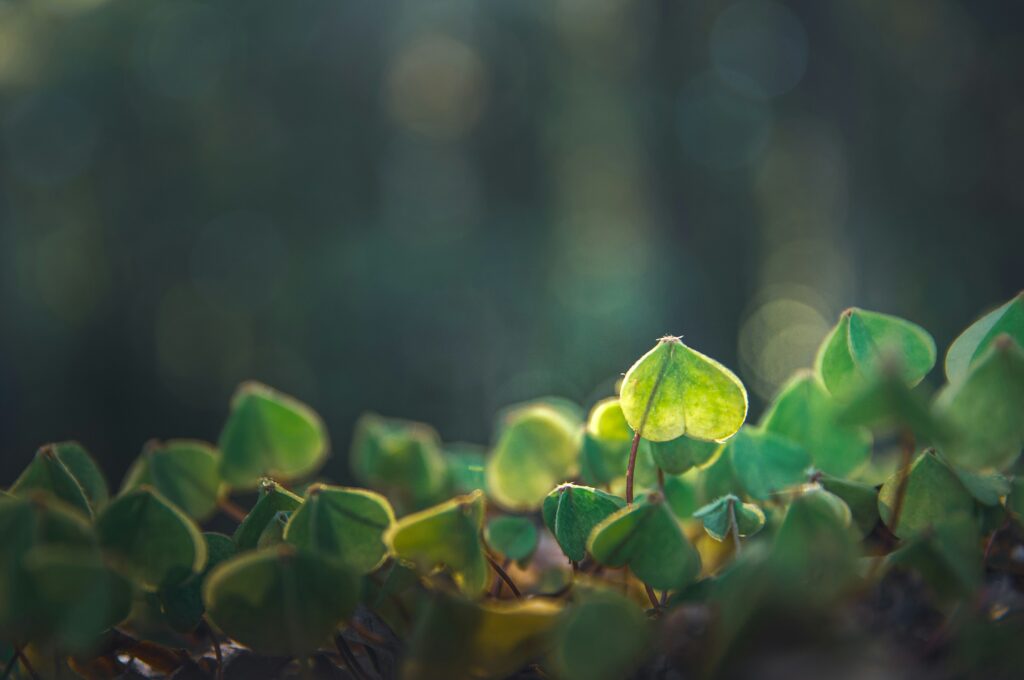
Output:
(0, 0), (1020, 484)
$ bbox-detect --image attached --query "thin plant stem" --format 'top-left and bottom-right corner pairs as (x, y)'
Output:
(486, 555), (521, 598)
(1, 651), (17, 680)
(657, 467), (665, 493)
(625, 431), (642, 505)
(491, 557), (511, 598)
(203, 618), (224, 680)
(728, 498), (742, 555)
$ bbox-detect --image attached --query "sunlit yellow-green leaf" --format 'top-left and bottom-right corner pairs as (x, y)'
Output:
(485, 404), (580, 511)
(218, 381), (328, 489)
(385, 490), (489, 596)
(620, 337), (747, 442)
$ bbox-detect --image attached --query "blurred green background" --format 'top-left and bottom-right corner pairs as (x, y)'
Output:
(0, 0), (1020, 484)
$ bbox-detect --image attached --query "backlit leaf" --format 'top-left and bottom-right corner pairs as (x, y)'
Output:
(693, 494), (765, 541)
(350, 413), (448, 511)
(233, 478), (303, 551)
(542, 484), (625, 563)
(219, 381), (328, 489)
(725, 426), (809, 501)
(484, 516), (538, 565)
(385, 490), (489, 596)
(121, 440), (222, 521)
(284, 484), (394, 573)
(485, 404), (580, 511)
(619, 336), (747, 442)
(9, 445), (93, 518)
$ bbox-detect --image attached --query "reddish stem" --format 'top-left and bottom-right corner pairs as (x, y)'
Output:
(625, 431), (642, 505)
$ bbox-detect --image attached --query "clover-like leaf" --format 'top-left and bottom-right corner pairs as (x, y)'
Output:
(588, 493), (701, 590)
(620, 336), (747, 442)
(934, 336), (1024, 470)
(385, 490), (489, 596)
(96, 487), (207, 590)
(204, 545), (359, 656)
(946, 292), (1024, 383)
(816, 308), (936, 398)
(761, 371), (871, 478)
(485, 404), (580, 511)
(542, 484), (625, 563)
(548, 587), (649, 680)
(579, 399), (633, 485)
(838, 368), (947, 441)
(485, 516), (538, 566)
(693, 494), (765, 541)
(9, 445), (94, 518)
(725, 426), (810, 501)
(877, 451), (974, 539)
(43, 442), (108, 512)
(952, 467), (1010, 507)
(350, 413), (448, 511)
(158, 532), (237, 633)
(121, 440), (222, 521)
(663, 474), (698, 519)
(218, 381), (328, 489)
(284, 484), (394, 574)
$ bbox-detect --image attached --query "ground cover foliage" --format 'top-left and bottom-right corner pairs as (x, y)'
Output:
(2, 293), (1024, 679)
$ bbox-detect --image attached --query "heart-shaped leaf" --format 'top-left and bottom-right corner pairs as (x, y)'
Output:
(838, 368), (947, 441)
(579, 399), (632, 486)
(233, 478), (304, 551)
(484, 516), (538, 566)
(951, 467), (1010, 507)
(547, 587), (649, 680)
(725, 426), (810, 501)
(385, 490), (489, 596)
(121, 440), (222, 521)
(96, 487), (207, 590)
(219, 382), (328, 489)
(620, 336), (747, 442)
(485, 404), (580, 511)
(693, 494), (765, 541)
(9, 445), (94, 518)
(816, 308), (936, 398)
(588, 493), (701, 590)
(934, 336), (1024, 470)
(204, 545), (359, 655)
(761, 371), (871, 478)
(41, 442), (108, 512)
(877, 451), (973, 539)
(542, 484), (625, 563)
(284, 484), (394, 573)
(945, 292), (1024, 383)
(350, 413), (448, 511)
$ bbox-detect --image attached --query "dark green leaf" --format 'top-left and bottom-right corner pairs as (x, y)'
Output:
(542, 484), (625, 563)
(693, 494), (765, 541)
(122, 439), (222, 521)
(725, 426), (810, 501)
(945, 291), (1024, 383)
(9, 445), (93, 518)
(233, 478), (303, 551)
(350, 413), (448, 511)
(484, 516), (538, 565)
(877, 451), (974, 539)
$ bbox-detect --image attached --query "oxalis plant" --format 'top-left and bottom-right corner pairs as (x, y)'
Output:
(2, 293), (1024, 679)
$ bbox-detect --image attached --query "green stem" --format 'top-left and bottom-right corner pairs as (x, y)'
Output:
(887, 430), (916, 539)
